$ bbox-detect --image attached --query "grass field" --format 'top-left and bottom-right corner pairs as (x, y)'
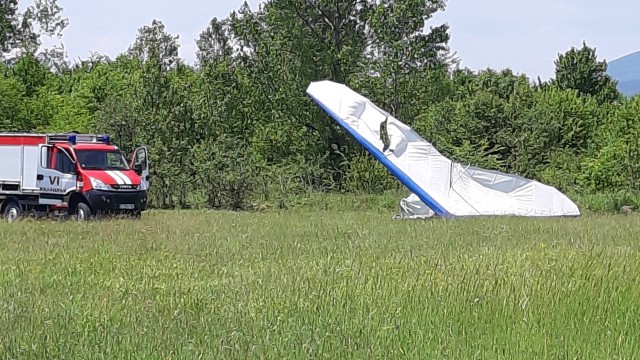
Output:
(1, 207), (640, 358)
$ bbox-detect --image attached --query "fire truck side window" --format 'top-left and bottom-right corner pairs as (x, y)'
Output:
(40, 147), (55, 169)
(55, 150), (74, 174)
(135, 148), (147, 168)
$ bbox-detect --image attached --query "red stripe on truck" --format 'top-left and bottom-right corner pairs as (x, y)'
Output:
(0, 136), (47, 145)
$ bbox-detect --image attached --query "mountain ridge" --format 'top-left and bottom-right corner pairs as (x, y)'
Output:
(607, 51), (640, 96)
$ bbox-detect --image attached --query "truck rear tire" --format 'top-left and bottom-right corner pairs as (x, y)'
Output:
(3, 201), (22, 222)
(76, 202), (92, 221)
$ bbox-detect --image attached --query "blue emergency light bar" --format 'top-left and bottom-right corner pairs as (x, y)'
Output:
(49, 133), (112, 144)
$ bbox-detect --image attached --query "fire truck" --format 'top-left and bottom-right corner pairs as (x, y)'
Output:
(0, 132), (150, 221)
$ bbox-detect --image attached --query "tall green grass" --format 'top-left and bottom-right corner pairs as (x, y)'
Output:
(258, 191), (640, 215)
(1, 210), (639, 358)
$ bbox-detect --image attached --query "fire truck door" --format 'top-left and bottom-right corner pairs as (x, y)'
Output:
(131, 146), (150, 190)
(37, 145), (78, 204)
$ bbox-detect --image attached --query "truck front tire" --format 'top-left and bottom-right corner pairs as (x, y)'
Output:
(76, 202), (92, 221)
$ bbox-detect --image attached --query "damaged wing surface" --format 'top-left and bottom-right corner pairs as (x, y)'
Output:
(306, 80), (581, 218)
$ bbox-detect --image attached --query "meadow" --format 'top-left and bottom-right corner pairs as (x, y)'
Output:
(1, 205), (639, 358)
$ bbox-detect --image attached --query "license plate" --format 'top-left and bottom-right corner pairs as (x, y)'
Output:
(119, 204), (135, 210)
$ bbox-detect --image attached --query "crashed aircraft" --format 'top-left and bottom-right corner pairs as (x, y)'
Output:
(306, 80), (580, 219)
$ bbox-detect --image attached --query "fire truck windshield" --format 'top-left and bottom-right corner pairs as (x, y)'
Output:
(75, 150), (130, 171)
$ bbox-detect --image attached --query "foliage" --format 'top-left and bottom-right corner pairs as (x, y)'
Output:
(0, 0), (68, 61)
(580, 97), (640, 192)
(551, 42), (621, 104)
(0, 0), (637, 211)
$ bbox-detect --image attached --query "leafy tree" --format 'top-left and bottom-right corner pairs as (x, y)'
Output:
(363, 0), (451, 116)
(127, 19), (180, 72)
(0, 67), (27, 131)
(580, 97), (640, 192)
(196, 17), (233, 66)
(7, 51), (51, 96)
(552, 42), (621, 104)
(1, 0), (68, 60)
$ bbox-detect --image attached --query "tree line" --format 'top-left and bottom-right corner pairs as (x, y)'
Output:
(1, 0), (638, 211)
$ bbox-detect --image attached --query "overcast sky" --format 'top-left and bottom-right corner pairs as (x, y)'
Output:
(50, 0), (639, 80)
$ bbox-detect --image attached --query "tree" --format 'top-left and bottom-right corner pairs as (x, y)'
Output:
(361, 0), (450, 116)
(552, 42), (621, 103)
(196, 17), (233, 66)
(1, 0), (68, 61)
(580, 97), (640, 193)
(0, 66), (28, 131)
(127, 19), (180, 72)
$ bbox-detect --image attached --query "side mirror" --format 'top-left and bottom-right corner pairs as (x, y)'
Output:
(133, 163), (143, 175)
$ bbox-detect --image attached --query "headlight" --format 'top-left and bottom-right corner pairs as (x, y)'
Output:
(90, 177), (110, 190)
(137, 181), (147, 190)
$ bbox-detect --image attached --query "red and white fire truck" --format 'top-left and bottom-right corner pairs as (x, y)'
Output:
(0, 132), (150, 221)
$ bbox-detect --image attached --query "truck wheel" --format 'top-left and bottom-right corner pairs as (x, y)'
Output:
(76, 202), (92, 221)
(3, 202), (22, 222)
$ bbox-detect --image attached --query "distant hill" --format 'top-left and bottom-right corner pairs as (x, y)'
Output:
(608, 51), (640, 96)
(617, 79), (640, 96)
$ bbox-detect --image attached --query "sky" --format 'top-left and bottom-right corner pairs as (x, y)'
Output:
(41, 0), (640, 80)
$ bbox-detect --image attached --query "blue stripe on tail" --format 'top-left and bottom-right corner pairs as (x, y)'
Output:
(307, 90), (451, 217)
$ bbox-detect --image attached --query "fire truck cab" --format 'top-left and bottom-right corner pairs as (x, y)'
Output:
(0, 133), (150, 221)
